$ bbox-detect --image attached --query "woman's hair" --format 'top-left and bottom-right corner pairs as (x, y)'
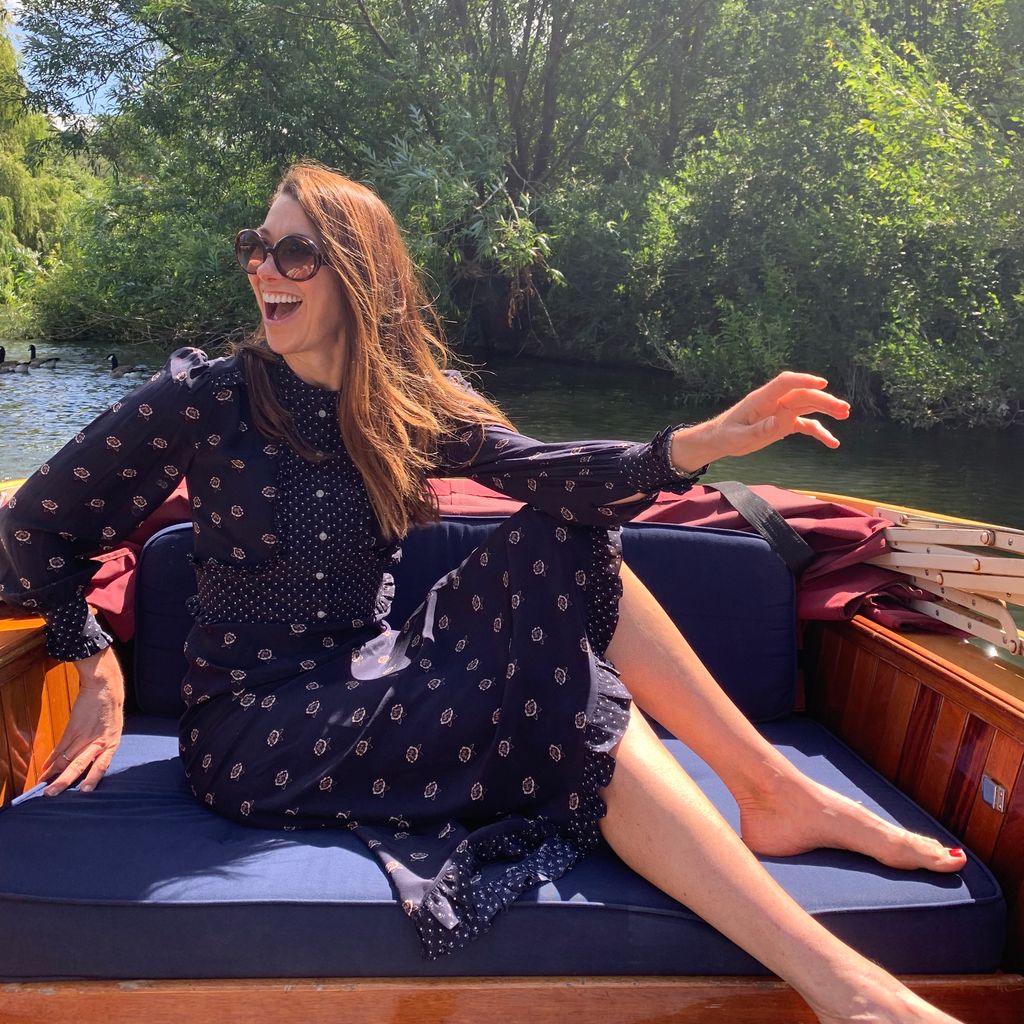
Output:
(232, 160), (513, 541)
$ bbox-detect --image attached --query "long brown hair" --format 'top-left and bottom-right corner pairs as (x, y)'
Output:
(233, 161), (513, 541)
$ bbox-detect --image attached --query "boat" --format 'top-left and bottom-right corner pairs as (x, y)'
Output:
(0, 475), (1021, 1023)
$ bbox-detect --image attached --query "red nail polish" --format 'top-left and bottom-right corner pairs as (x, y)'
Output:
(948, 848), (963, 857)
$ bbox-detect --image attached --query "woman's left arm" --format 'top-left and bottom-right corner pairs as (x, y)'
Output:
(434, 371), (850, 528)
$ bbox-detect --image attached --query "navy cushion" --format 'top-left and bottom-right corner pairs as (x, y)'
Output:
(0, 713), (1003, 980)
(135, 517), (796, 722)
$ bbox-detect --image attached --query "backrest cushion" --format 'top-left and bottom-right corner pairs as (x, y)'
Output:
(134, 517), (795, 721)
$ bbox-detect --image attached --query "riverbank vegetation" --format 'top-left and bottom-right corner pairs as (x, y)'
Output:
(2, 1), (1023, 426)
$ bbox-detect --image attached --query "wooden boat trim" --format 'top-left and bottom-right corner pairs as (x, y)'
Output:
(1, 974), (1022, 1024)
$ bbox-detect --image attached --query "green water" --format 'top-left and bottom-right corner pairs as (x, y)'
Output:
(2, 339), (1022, 529)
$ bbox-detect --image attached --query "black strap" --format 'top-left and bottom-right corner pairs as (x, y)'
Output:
(706, 481), (817, 576)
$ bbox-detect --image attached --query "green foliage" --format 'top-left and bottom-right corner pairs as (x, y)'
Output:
(0, 8), (96, 321)
(9, 0), (1024, 424)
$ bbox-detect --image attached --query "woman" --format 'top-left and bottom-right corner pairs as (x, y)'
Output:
(0, 161), (966, 1023)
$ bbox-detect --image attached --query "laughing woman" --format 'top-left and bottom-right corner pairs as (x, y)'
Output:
(0, 161), (966, 1023)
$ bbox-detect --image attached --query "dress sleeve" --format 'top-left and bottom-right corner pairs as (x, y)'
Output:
(0, 348), (214, 661)
(433, 372), (708, 528)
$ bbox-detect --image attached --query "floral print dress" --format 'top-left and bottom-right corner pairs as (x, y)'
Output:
(0, 348), (704, 957)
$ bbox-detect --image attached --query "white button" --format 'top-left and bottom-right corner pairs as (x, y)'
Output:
(316, 610), (327, 619)
(315, 489), (324, 498)
(315, 572), (325, 580)
(319, 531), (328, 541)
(318, 409), (327, 418)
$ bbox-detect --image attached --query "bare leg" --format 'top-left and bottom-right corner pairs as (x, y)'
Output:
(605, 561), (965, 872)
(601, 707), (964, 1024)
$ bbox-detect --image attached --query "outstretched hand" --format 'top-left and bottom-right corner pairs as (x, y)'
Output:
(674, 372), (851, 469)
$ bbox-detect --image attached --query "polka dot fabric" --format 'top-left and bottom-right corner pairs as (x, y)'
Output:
(0, 347), (706, 958)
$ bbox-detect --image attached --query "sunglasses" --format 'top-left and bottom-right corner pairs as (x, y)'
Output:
(234, 229), (324, 282)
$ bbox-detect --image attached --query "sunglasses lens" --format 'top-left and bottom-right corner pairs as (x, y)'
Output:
(235, 231), (266, 275)
(277, 236), (319, 281)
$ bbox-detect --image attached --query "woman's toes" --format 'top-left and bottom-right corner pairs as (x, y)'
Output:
(879, 830), (966, 872)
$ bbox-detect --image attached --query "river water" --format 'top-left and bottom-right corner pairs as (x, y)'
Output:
(1, 339), (1022, 529)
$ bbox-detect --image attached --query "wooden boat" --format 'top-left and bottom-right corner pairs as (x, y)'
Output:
(0, 478), (1022, 1024)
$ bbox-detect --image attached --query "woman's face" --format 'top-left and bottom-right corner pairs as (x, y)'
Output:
(248, 193), (350, 387)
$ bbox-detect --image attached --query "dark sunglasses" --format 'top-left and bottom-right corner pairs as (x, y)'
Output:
(233, 229), (324, 282)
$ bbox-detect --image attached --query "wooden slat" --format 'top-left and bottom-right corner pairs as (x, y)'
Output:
(942, 714), (996, 837)
(0, 641), (78, 803)
(876, 670), (918, 782)
(0, 975), (1021, 1024)
(965, 731), (1024, 861)
(838, 646), (878, 757)
(0, 647), (45, 792)
(918, 698), (968, 818)
(991, 756), (1024, 968)
(861, 661), (897, 765)
(0, 678), (10, 804)
(987, 761), (1024, 897)
(896, 685), (941, 799)
(823, 632), (854, 732)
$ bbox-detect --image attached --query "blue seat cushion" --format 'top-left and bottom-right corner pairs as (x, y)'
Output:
(0, 712), (1003, 980)
(135, 518), (796, 722)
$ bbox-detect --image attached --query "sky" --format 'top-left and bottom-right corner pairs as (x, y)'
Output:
(6, 0), (119, 115)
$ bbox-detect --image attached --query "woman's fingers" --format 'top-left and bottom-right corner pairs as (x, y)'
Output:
(43, 740), (104, 797)
(746, 373), (829, 411)
(80, 745), (116, 794)
(777, 388), (850, 420)
(793, 416), (841, 448)
(39, 735), (82, 780)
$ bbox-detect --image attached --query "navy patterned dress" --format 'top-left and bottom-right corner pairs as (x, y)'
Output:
(0, 348), (704, 957)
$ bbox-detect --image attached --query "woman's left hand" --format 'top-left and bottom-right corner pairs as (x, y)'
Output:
(671, 372), (851, 470)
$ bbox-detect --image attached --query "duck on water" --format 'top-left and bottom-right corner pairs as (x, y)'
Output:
(107, 353), (148, 379)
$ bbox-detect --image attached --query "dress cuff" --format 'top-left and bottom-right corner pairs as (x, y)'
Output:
(44, 599), (114, 663)
(626, 423), (709, 495)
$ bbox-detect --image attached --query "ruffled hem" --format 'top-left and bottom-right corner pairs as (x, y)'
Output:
(411, 522), (632, 959)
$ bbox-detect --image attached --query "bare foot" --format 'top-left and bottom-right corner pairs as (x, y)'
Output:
(736, 770), (967, 872)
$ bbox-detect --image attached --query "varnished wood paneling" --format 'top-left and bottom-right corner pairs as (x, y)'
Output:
(918, 699), (968, 818)
(819, 630), (849, 731)
(0, 630), (79, 803)
(0, 975), (1020, 1024)
(965, 731), (1024, 860)
(0, 683), (10, 804)
(896, 685), (941, 798)
(839, 647), (879, 757)
(861, 661), (897, 765)
(0, 647), (45, 790)
(991, 756), (1024, 968)
(942, 715), (995, 837)
(876, 669), (918, 781)
(806, 617), (1024, 971)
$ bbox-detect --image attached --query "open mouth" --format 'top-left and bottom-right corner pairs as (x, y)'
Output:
(264, 297), (303, 323)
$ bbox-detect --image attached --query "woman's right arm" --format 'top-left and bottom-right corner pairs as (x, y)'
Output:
(0, 348), (212, 663)
(0, 348), (215, 792)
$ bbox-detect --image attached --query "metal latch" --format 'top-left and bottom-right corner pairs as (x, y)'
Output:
(981, 775), (1006, 813)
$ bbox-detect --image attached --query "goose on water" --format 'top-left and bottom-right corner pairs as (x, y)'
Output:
(0, 346), (29, 374)
(27, 344), (60, 368)
(107, 353), (148, 379)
